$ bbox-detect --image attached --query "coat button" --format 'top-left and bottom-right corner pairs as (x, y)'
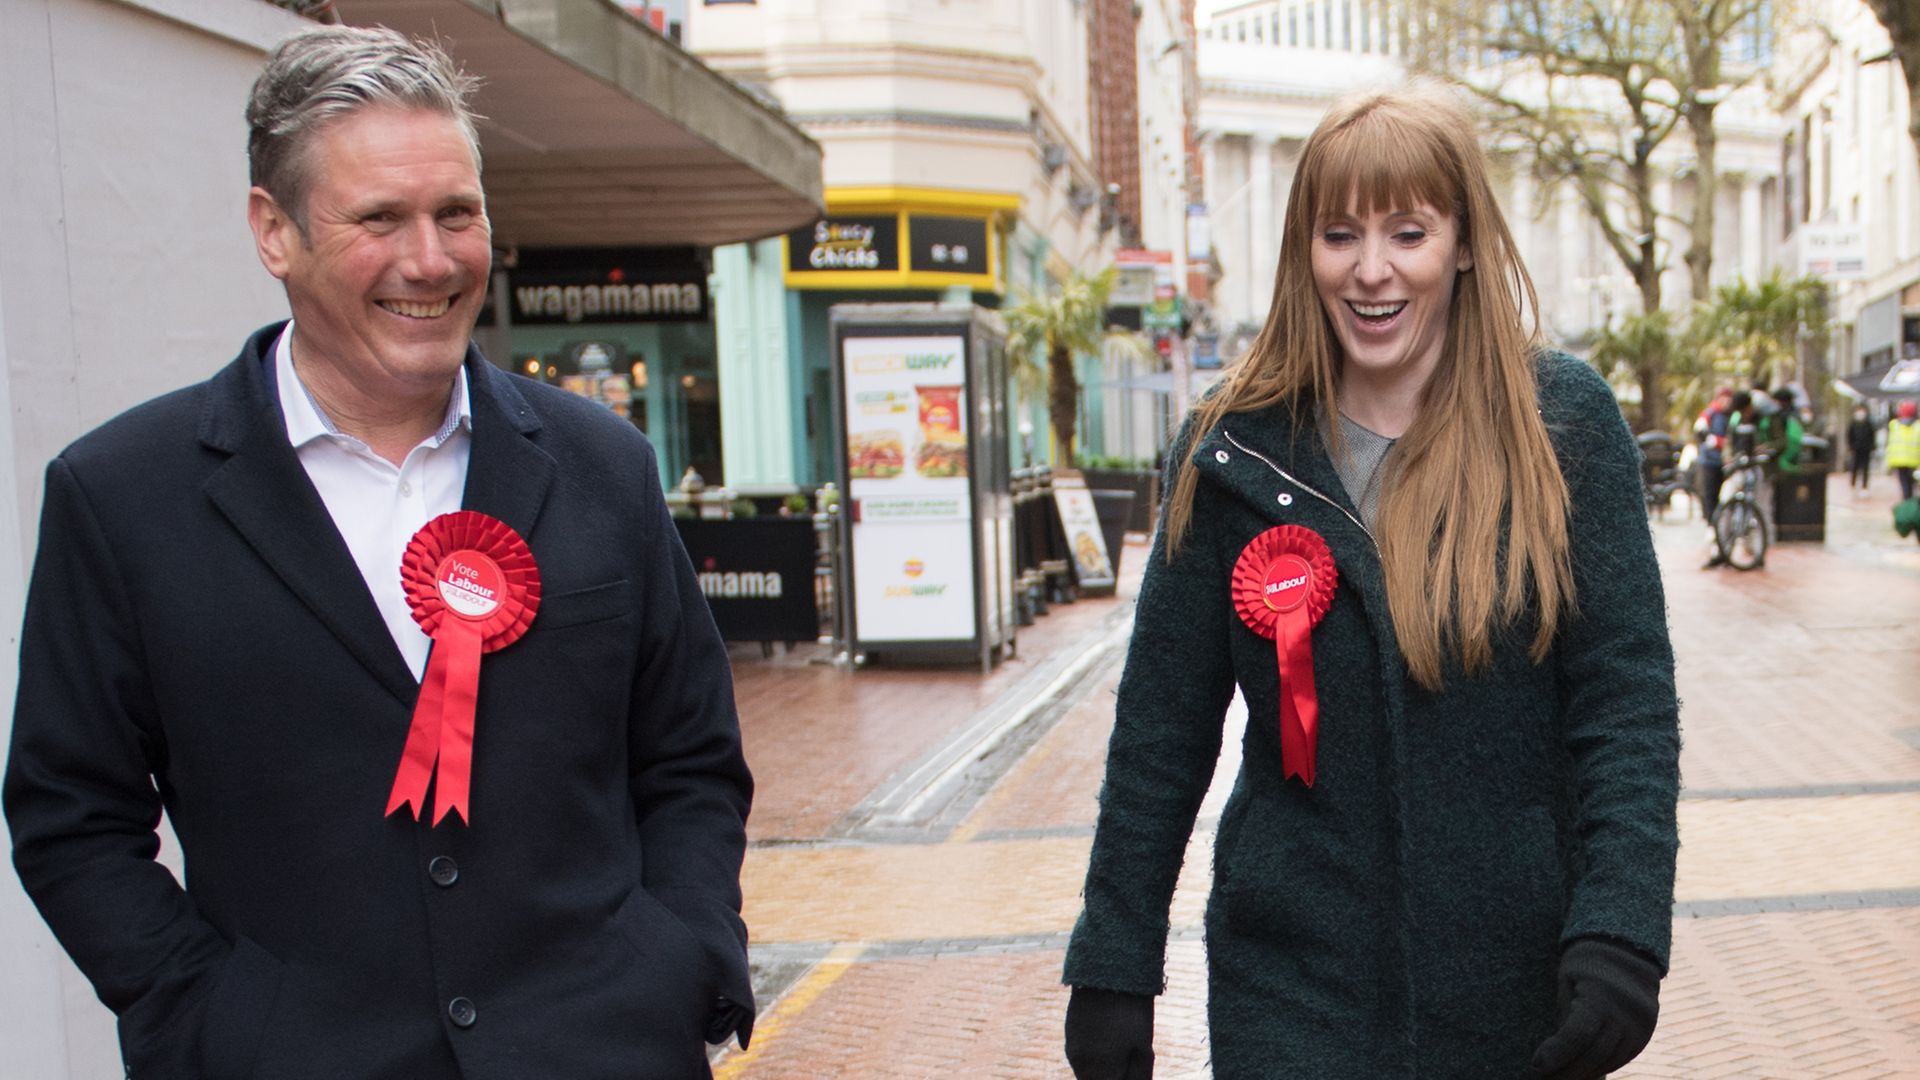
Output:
(1214, 450), (1230, 463)
(1277, 493), (1293, 506)
(448, 996), (477, 1028)
(428, 856), (459, 887)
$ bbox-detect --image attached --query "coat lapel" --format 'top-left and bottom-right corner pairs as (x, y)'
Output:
(198, 326), (420, 705)
(1200, 402), (1371, 545)
(1203, 402), (1423, 717)
(458, 355), (555, 545)
(1194, 403), (1392, 630)
(1226, 402), (1364, 522)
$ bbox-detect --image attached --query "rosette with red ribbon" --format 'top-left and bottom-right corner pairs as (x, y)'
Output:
(1231, 525), (1337, 787)
(388, 511), (540, 825)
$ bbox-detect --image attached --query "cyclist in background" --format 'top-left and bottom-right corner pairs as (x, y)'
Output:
(1694, 385), (1733, 524)
(1704, 391), (1756, 569)
(1707, 407), (1771, 571)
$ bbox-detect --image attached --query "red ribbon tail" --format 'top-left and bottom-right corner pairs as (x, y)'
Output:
(1276, 610), (1319, 787)
(431, 619), (484, 826)
(387, 639), (452, 819)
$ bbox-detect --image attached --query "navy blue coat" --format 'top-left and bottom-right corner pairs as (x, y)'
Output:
(1065, 352), (1680, 1078)
(5, 324), (753, 1079)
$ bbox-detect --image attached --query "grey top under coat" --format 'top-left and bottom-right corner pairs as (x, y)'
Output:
(1328, 410), (1395, 532)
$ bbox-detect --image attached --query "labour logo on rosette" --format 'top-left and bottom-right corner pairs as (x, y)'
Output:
(1231, 525), (1337, 786)
(389, 511), (541, 825)
(437, 553), (505, 619)
(1261, 555), (1315, 613)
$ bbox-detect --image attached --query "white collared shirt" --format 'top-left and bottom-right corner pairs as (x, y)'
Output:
(275, 324), (472, 680)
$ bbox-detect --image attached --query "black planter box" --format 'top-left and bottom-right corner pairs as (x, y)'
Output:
(1080, 468), (1159, 534)
(1089, 489), (1135, 580)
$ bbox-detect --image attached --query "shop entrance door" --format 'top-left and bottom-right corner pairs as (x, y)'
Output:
(681, 371), (723, 486)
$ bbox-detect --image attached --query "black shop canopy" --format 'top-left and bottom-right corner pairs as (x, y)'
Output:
(1837, 359), (1920, 404)
(335, 0), (824, 248)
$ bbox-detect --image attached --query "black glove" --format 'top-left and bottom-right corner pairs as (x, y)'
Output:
(1532, 937), (1663, 1080)
(1064, 986), (1154, 1080)
(706, 994), (753, 1048)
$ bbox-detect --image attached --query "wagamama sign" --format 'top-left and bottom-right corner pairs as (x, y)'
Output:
(513, 282), (704, 324)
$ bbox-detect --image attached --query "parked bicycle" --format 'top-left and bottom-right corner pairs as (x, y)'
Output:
(1712, 448), (1771, 570)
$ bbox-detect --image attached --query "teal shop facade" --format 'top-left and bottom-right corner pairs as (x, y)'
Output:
(712, 188), (1100, 495)
(486, 247), (724, 489)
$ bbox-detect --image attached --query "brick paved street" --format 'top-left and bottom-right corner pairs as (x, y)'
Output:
(716, 475), (1920, 1078)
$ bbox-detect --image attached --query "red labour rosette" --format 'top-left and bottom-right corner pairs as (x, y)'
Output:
(387, 511), (541, 826)
(1231, 525), (1337, 787)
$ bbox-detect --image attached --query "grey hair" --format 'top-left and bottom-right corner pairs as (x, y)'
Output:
(247, 26), (482, 234)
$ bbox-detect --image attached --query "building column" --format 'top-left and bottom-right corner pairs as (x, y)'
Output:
(1739, 175), (1763, 284)
(1509, 161), (1535, 289)
(1201, 133), (1240, 329)
(1653, 170), (1681, 306)
(1557, 187), (1582, 328)
(714, 237), (799, 492)
(1248, 133), (1276, 325)
(1900, 145), (1917, 264)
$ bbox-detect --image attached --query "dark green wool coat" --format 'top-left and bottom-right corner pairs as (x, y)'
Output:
(1064, 352), (1680, 1079)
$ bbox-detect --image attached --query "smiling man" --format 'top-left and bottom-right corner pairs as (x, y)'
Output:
(4, 27), (753, 1079)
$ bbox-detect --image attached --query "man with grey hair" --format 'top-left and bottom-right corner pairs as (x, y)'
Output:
(5, 25), (754, 1078)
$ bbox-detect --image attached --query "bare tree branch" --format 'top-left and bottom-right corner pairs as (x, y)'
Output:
(1406, 0), (1760, 429)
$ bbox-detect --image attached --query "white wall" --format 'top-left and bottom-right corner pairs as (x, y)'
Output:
(1136, 0), (1190, 261)
(690, 0), (1111, 274)
(0, 0), (303, 1074)
(1772, 0), (1920, 368)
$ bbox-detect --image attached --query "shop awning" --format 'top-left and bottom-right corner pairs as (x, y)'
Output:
(1838, 359), (1920, 403)
(334, 0), (824, 249)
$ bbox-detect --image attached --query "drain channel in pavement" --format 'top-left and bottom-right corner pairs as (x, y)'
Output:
(824, 610), (1134, 842)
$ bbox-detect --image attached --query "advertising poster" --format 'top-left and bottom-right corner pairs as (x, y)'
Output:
(1051, 475), (1114, 589)
(843, 335), (976, 642)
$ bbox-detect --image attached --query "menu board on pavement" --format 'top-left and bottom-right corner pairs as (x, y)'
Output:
(842, 334), (976, 642)
(1050, 473), (1114, 590)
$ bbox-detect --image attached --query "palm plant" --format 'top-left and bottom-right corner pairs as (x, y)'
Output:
(1694, 272), (1828, 386)
(1589, 309), (1679, 433)
(1003, 267), (1138, 466)
(1693, 271), (1831, 427)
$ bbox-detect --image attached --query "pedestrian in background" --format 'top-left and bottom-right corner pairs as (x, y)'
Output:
(1891, 399), (1920, 502)
(1063, 83), (1678, 1080)
(1696, 385), (1733, 522)
(1749, 375), (1779, 425)
(4, 27), (752, 1078)
(1846, 404), (1876, 493)
(1760, 386), (1805, 473)
(1725, 389), (1757, 456)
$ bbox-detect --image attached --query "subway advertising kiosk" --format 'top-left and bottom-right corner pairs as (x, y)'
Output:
(830, 304), (1014, 669)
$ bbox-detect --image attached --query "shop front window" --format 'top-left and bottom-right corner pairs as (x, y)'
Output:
(494, 248), (720, 489)
(679, 370), (723, 487)
(510, 321), (722, 488)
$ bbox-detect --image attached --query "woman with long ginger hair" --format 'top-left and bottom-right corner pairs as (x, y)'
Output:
(1062, 84), (1680, 1080)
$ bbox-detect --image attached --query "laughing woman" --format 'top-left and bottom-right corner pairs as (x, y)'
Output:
(1062, 85), (1680, 1080)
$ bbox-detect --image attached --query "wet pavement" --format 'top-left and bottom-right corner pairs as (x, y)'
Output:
(715, 473), (1920, 1078)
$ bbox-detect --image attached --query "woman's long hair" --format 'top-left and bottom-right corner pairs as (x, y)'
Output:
(1164, 83), (1574, 691)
